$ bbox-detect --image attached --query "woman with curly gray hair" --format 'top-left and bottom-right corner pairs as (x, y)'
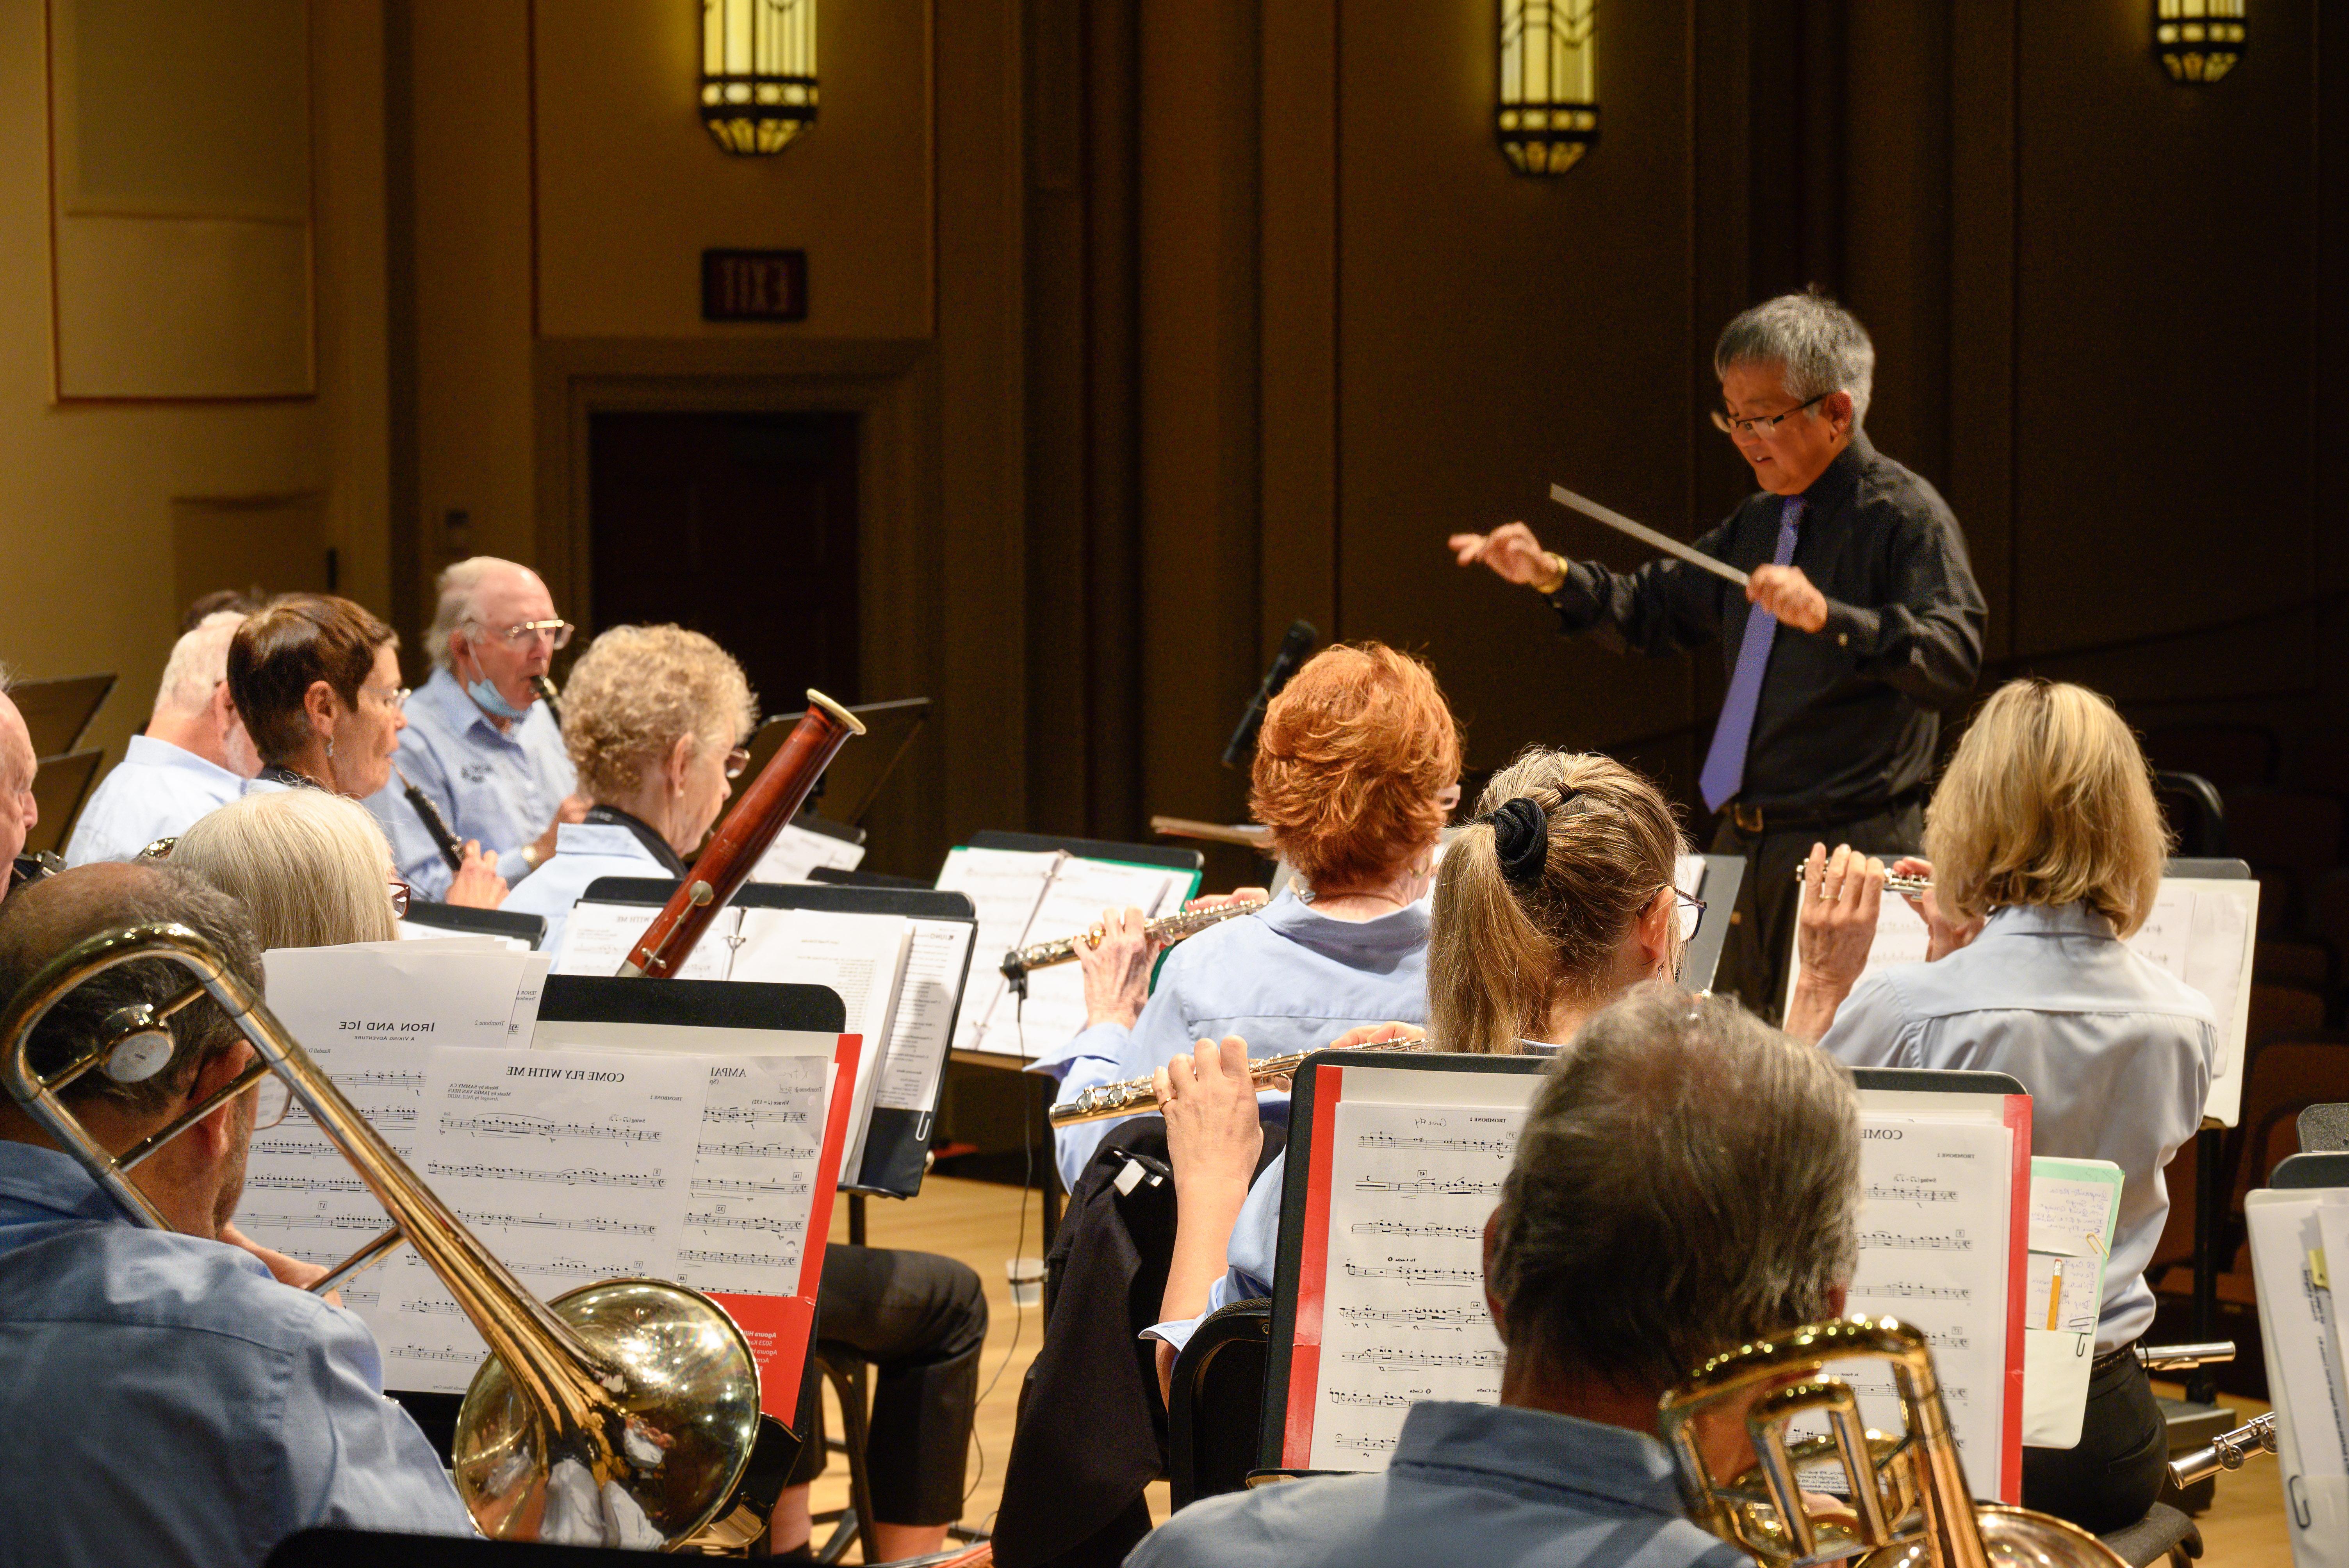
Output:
(498, 624), (757, 954)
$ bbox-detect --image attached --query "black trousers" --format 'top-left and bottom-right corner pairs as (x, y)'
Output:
(2022, 1345), (2167, 1536)
(784, 1242), (989, 1526)
(1709, 798), (1925, 1020)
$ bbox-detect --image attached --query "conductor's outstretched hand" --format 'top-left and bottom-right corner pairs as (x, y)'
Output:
(1449, 522), (1555, 586)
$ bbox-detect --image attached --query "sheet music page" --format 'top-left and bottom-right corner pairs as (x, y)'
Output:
(729, 908), (911, 1176)
(1306, 1097), (1524, 1471)
(396, 924), (532, 950)
(2245, 1190), (2349, 1567)
(747, 820), (867, 885)
(1780, 894), (1930, 1012)
(873, 918), (973, 1115)
(2021, 1157), (2125, 1447)
(552, 902), (738, 981)
(671, 1054), (832, 1298)
(264, 944), (553, 1050)
(1834, 1114), (2013, 1494)
(2124, 880), (2256, 1124)
(933, 846), (1061, 1052)
(1003, 859), (1182, 1050)
(1675, 854), (1706, 897)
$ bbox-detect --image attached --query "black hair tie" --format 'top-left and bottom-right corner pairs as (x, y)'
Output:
(1485, 796), (1551, 890)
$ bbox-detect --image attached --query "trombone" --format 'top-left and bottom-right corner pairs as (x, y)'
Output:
(0, 922), (763, 1550)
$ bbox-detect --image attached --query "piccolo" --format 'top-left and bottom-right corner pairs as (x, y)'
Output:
(1795, 865), (1931, 898)
(1048, 1033), (1424, 1127)
(1000, 895), (1270, 984)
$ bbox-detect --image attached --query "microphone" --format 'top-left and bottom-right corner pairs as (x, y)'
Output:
(1221, 620), (1318, 770)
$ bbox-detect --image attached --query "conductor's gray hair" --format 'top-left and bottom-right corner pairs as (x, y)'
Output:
(1488, 985), (1861, 1390)
(153, 611), (247, 720)
(426, 557), (532, 674)
(1715, 290), (1876, 428)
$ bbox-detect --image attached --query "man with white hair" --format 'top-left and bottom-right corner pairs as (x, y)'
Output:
(63, 613), (257, 866)
(363, 557), (585, 900)
(0, 679), (39, 886)
(1449, 289), (1985, 1012)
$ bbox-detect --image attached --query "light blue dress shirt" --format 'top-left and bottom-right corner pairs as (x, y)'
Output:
(0, 1141), (472, 1566)
(1035, 891), (1430, 1193)
(499, 821), (678, 957)
(362, 668), (577, 901)
(1818, 901), (2218, 1351)
(62, 734), (246, 865)
(1125, 1400), (1745, 1568)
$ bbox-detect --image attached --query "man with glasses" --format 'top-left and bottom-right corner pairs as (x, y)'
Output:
(365, 557), (588, 902)
(1449, 290), (1984, 1014)
(0, 864), (470, 1565)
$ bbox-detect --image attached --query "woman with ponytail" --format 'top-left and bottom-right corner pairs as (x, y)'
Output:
(1144, 748), (1695, 1394)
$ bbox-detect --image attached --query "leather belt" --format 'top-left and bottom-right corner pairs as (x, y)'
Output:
(1725, 791), (1923, 837)
(2091, 1341), (2139, 1374)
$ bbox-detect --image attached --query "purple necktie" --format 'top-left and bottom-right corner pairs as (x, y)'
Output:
(1698, 496), (1804, 814)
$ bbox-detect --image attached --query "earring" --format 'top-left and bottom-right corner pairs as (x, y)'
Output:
(326, 736), (335, 760)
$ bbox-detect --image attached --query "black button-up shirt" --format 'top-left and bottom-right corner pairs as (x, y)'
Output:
(1547, 433), (1985, 818)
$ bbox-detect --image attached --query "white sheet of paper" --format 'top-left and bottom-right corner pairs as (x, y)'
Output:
(1001, 859), (1181, 1050)
(673, 1053), (831, 1297)
(264, 944), (553, 1051)
(1674, 854), (1706, 898)
(2247, 1190), (2349, 1568)
(2020, 1158), (2124, 1447)
(934, 846), (1061, 1053)
(731, 908), (911, 1178)
(747, 820), (868, 885)
(873, 918), (973, 1116)
(1304, 1070), (1543, 1471)
(396, 924), (532, 950)
(552, 901), (738, 981)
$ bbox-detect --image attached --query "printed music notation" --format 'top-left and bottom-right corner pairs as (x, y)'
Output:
(1347, 1220), (1485, 1240)
(1339, 1346), (1501, 1370)
(695, 1140), (804, 1160)
(676, 1247), (795, 1270)
(236, 1212), (391, 1233)
(1866, 1183), (1960, 1204)
(1858, 1228), (1975, 1252)
(1352, 1176), (1501, 1197)
(692, 1176), (812, 1197)
(1326, 1391), (1414, 1409)
(439, 1113), (663, 1144)
(699, 1105), (811, 1125)
(683, 1210), (806, 1237)
(515, 1256), (642, 1279)
(427, 1162), (667, 1187)
(388, 1345), (479, 1364)
(1356, 1130), (1514, 1155)
(1326, 1432), (1401, 1453)
(1337, 1304), (1488, 1329)
(1868, 1281), (1971, 1303)
(461, 1212), (659, 1237)
(1343, 1260), (1482, 1286)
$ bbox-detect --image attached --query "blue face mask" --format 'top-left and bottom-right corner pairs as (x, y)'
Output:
(466, 671), (531, 722)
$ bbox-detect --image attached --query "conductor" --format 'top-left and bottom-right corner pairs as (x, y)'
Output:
(1451, 290), (1984, 1014)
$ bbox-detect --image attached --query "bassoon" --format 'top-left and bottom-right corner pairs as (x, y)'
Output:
(620, 690), (865, 978)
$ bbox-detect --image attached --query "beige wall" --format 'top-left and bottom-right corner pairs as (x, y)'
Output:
(0, 0), (387, 782)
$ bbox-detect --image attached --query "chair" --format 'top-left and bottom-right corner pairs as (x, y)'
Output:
(2218, 1035), (2349, 1271)
(2272, 1149), (2349, 1187)
(1166, 1298), (1273, 1511)
(2153, 773), (2229, 860)
(2299, 1102), (2349, 1152)
(2253, 936), (2332, 992)
(812, 1342), (879, 1564)
(2223, 788), (2346, 882)
(2147, 724), (2277, 791)
(2096, 1500), (2203, 1568)
(2245, 982), (2326, 1044)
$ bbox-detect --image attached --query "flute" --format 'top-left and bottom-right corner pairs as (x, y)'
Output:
(1000, 895), (1270, 984)
(1795, 865), (1930, 898)
(1048, 1032), (1423, 1127)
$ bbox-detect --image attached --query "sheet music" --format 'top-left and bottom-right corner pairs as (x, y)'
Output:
(872, 918), (972, 1115)
(934, 847), (1060, 1052)
(730, 908), (911, 1176)
(552, 901), (738, 981)
(1307, 1097), (1523, 1470)
(2021, 1158), (2125, 1447)
(748, 820), (867, 884)
(1003, 859), (1181, 1048)
(671, 1054), (831, 1299)
(1675, 854), (1706, 898)
(2246, 1190), (2349, 1567)
(264, 943), (554, 1050)
(1834, 1114), (2013, 1494)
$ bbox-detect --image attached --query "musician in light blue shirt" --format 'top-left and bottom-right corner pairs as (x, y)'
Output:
(1034, 644), (1463, 1194)
(365, 558), (584, 900)
(64, 611), (257, 864)
(1125, 987), (1860, 1568)
(1787, 678), (2216, 1536)
(0, 863), (471, 1567)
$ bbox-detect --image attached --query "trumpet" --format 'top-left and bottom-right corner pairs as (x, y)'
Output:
(0, 923), (763, 1548)
(1661, 1315), (2123, 1568)
(1795, 865), (1931, 899)
(1047, 1028), (1422, 1126)
(1001, 894), (1270, 984)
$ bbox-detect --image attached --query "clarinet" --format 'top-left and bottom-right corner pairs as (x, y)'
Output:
(621, 691), (865, 978)
(395, 766), (467, 874)
(531, 674), (562, 726)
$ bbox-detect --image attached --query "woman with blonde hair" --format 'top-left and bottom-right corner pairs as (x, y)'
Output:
(171, 789), (403, 949)
(1790, 677), (2215, 1534)
(499, 624), (758, 955)
(1145, 748), (1695, 1391)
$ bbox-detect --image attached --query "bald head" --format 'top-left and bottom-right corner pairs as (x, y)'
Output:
(428, 557), (554, 675)
(0, 692), (36, 870)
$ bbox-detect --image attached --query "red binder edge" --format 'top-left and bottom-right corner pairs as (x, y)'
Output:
(1280, 1062), (1345, 1468)
(1997, 1091), (2033, 1502)
(711, 1030), (863, 1423)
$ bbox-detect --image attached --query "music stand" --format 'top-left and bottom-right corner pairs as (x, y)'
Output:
(26, 748), (104, 856)
(11, 672), (115, 755)
(731, 697), (931, 829)
(403, 900), (550, 950)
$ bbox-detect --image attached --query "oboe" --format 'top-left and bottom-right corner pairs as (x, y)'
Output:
(1048, 1032), (1423, 1127)
(1795, 865), (1930, 898)
(1000, 895), (1271, 984)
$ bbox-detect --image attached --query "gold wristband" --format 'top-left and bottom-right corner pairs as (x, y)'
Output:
(1532, 552), (1570, 596)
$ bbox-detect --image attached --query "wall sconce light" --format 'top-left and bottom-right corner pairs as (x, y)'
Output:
(1497, 0), (1598, 176)
(701, 0), (818, 155)
(2155, 0), (2246, 83)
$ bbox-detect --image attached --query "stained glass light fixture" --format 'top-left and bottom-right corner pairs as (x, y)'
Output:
(1497, 0), (1598, 176)
(701, 0), (818, 155)
(2155, 0), (2246, 83)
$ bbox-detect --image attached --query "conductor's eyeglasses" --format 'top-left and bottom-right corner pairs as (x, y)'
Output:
(483, 619), (575, 650)
(1710, 392), (1829, 439)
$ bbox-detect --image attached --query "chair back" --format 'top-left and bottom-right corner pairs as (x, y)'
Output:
(2298, 1102), (2349, 1153)
(1167, 1298), (1272, 1511)
(2153, 771), (2229, 859)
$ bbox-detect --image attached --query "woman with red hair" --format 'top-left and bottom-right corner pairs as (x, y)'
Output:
(1037, 642), (1462, 1189)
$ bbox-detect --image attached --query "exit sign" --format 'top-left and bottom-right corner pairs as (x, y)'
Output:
(702, 249), (807, 321)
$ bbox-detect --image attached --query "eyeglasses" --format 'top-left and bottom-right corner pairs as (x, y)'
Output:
(724, 747), (753, 780)
(478, 618), (575, 651)
(250, 1068), (293, 1131)
(364, 684), (411, 713)
(388, 878), (411, 919)
(1710, 391), (1829, 439)
(1674, 890), (1707, 943)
